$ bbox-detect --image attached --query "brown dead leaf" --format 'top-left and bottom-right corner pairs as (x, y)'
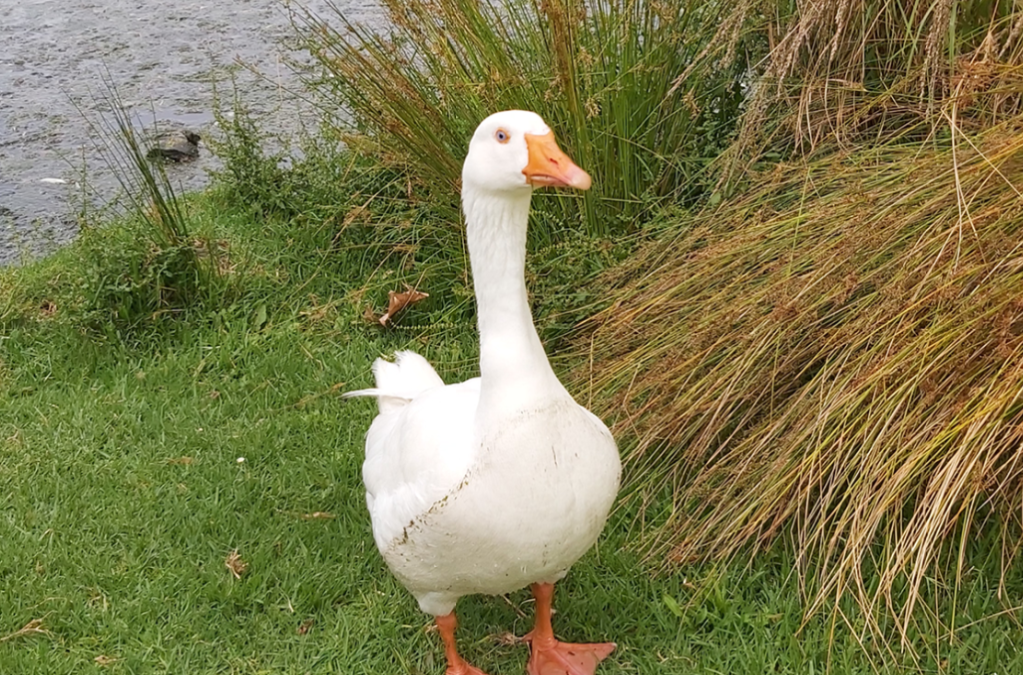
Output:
(0, 618), (49, 643)
(148, 199), (163, 227)
(299, 297), (338, 324)
(297, 618), (315, 635)
(225, 550), (248, 579)
(39, 300), (56, 317)
(166, 456), (194, 466)
(377, 286), (429, 326)
(87, 589), (109, 610)
(331, 200), (373, 246)
(94, 655), (118, 666)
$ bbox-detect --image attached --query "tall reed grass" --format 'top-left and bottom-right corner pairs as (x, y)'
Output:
(540, 0), (1023, 638)
(293, 0), (755, 239)
(724, 0), (1023, 173)
(576, 116), (1023, 638)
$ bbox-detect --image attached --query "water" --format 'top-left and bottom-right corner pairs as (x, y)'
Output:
(0, 0), (385, 265)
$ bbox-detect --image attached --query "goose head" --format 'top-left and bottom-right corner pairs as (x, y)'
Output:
(461, 110), (591, 195)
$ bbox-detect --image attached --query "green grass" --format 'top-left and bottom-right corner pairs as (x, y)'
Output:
(3, 176), (1023, 674)
(3, 319), (1021, 675)
(5, 15), (1023, 659)
(3, 324), (1023, 674)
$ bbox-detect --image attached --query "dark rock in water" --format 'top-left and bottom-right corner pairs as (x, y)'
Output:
(147, 130), (201, 162)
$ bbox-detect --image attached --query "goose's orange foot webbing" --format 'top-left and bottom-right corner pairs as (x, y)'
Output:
(522, 583), (615, 675)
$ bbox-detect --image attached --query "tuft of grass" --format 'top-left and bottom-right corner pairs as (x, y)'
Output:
(574, 115), (1023, 641)
(70, 82), (229, 331)
(291, 0), (755, 239)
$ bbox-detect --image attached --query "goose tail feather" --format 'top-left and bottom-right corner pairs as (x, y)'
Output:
(342, 350), (444, 414)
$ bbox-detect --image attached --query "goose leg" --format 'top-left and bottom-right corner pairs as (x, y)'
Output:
(523, 583), (615, 675)
(437, 612), (489, 675)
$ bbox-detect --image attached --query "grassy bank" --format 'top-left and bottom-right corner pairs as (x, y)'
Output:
(1, 164), (1022, 674)
(4, 0), (1023, 671)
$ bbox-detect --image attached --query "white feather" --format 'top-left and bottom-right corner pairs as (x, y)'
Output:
(342, 350), (445, 414)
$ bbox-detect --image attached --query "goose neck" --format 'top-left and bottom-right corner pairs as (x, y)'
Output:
(463, 187), (563, 405)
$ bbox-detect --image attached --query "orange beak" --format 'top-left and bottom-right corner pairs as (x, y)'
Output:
(522, 132), (592, 190)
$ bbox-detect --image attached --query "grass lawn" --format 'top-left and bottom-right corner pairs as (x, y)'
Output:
(2, 186), (1022, 675)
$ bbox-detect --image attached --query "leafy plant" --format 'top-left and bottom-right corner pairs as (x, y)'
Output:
(208, 93), (306, 221)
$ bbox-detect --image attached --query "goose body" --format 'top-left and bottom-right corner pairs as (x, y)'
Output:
(347, 110), (621, 675)
(361, 356), (618, 615)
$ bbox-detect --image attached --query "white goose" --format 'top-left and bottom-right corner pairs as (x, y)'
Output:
(346, 110), (621, 675)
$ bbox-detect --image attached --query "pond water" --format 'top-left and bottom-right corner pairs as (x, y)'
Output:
(0, 0), (385, 266)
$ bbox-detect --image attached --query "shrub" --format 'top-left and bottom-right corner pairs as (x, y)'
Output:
(208, 97), (301, 220)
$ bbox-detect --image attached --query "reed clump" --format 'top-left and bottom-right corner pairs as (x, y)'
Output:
(76, 84), (228, 329)
(293, 0), (754, 239)
(726, 0), (1023, 168)
(577, 114), (1023, 635)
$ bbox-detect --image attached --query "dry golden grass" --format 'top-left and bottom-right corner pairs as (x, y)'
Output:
(561, 0), (1023, 640)
(726, 0), (1023, 169)
(575, 115), (1023, 638)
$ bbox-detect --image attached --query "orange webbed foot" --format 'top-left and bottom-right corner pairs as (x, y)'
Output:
(521, 583), (615, 675)
(437, 612), (491, 675)
(524, 634), (615, 675)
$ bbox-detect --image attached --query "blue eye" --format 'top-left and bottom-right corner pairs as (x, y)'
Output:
(495, 129), (509, 143)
